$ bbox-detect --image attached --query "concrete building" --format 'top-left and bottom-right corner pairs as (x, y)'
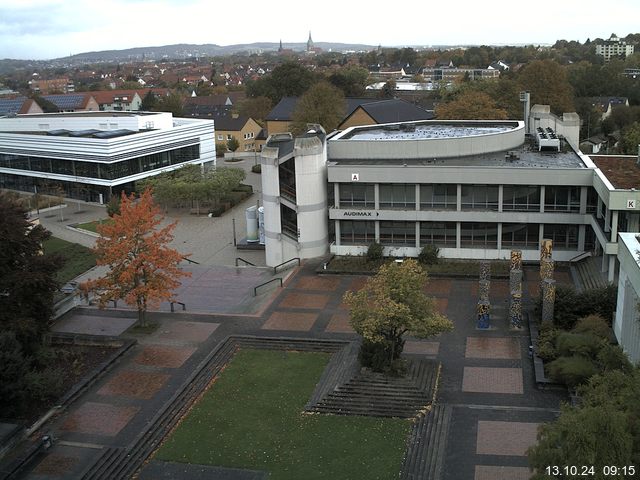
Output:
(615, 232), (640, 364)
(0, 111), (215, 203)
(595, 34), (635, 62)
(259, 106), (640, 282)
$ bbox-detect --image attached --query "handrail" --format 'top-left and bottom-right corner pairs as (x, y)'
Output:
(170, 301), (186, 312)
(273, 257), (300, 274)
(182, 256), (200, 265)
(569, 251), (592, 263)
(235, 257), (256, 267)
(253, 277), (283, 296)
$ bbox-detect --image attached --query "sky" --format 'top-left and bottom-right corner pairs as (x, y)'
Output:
(1, 0), (639, 60)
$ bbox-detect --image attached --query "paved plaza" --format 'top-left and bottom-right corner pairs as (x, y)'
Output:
(13, 160), (574, 480)
(18, 259), (571, 480)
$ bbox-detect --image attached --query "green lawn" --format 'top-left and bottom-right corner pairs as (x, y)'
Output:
(156, 349), (410, 480)
(75, 218), (113, 233)
(43, 237), (96, 284)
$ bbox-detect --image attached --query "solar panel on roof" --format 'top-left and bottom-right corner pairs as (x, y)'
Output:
(43, 94), (85, 109)
(0, 97), (27, 115)
(92, 129), (135, 139)
(69, 129), (100, 137)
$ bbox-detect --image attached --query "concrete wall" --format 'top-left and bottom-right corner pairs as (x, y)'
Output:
(615, 232), (640, 364)
(529, 105), (580, 150)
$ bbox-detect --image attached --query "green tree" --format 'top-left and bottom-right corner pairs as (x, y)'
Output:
(156, 91), (184, 117)
(0, 192), (61, 355)
(246, 61), (317, 104)
(620, 121), (640, 154)
(237, 96), (273, 125)
(226, 136), (240, 152)
(329, 66), (370, 97)
(436, 90), (508, 120)
(140, 89), (158, 111)
(343, 259), (453, 373)
(291, 81), (346, 134)
(528, 405), (633, 479)
(379, 79), (396, 99)
(517, 59), (575, 114)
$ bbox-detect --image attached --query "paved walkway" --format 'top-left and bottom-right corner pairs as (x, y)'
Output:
(18, 260), (572, 480)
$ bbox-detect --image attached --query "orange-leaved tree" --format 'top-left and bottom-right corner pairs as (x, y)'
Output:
(82, 188), (190, 327)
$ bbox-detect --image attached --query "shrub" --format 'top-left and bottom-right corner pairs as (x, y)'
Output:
(536, 325), (559, 361)
(366, 242), (384, 261)
(546, 355), (598, 387)
(25, 367), (64, 403)
(106, 195), (121, 217)
(358, 338), (406, 376)
(572, 314), (612, 340)
(540, 284), (618, 330)
(0, 332), (29, 412)
(251, 164), (262, 173)
(597, 344), (633, 374)
(418, 245), (440, 265)
(215, 142), (227, 156)
(555, 332), (603, 358)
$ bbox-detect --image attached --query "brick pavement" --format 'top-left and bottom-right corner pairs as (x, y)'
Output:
(22, 259), (570, 480)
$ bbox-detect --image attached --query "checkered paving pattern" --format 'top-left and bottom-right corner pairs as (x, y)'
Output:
(133, 345), (197, 369)
(325, 313), (355, 333)
(97, 370), (170, 400)
(261, 311), (318, 331)
(475, 465), (532, 480)
(278, 292), (330, 309)
(295, 276), (341, 291)
(423, 279), (452, 296)
(476, 421), (540, 456)
(61, 402), (139, 436)
(465, 337), (521, 360)
(403, 341), (440, 356)
(462, 367), (524, 394)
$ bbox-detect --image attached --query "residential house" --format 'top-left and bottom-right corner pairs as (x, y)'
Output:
(42, 93), (99, 112)
(0, 97), (44, 116)
(596, 34), (635, 62)
(29, 77), (75, 94)
(194, 106), (261, 152)
(84, 90), (143, 111)
(588, 97), (630, 120)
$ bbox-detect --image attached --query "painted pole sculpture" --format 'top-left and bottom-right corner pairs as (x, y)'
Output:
(477, 261), (491, 329)
(541, 278), (556, 323)
(539, 239), (556, 324)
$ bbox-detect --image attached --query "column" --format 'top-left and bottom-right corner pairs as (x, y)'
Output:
(415, 221), (420, 249)
(456, 184), (462, 211)
(579, 186), (588, 215)
(334, 220), (341, 247)
(498, 185), (504, 213)
(608, 255), (616, 283)
(334, 183), (340, 208)
(611, 211), (619, 241)
(578, 225), (586, 251)
(374, 183), (380, 210)
(456, 222), (461, 249)
(539, 185), (546, 213)
(497, 223), (503, 251)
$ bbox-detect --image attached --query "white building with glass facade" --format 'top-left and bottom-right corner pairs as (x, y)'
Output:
(259, 110), (640, 283)
(0, 111), (215, 203)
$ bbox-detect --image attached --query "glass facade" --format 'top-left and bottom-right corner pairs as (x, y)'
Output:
(420, 221), (457, 247)
(340, 220), (375, 245)
(461, 185), (499, 211)
(544, 186), (580, 212)
(420, 184), (456, 210)
(0, 144), (200, 181)
(339, 183), (374, 208)
(544, 224), (579, 249)
(502, 223), (539, 248)
(379, 184), (415, 209)
(503, 186), (540, 211)
(379, 221), (415, 246)
(460, 222), (498, 248)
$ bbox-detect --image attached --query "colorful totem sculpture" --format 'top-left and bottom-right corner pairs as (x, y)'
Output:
(477, 261), (491, 329)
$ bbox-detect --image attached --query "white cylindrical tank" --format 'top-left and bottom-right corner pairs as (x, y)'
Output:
(258, 206), (265, 245)
(245, 205), (258, 242)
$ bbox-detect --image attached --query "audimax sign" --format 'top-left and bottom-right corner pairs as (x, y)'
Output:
(342, 211), (379, 217)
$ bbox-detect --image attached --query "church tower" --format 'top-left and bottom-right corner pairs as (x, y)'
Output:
(307, 31), (314, 52)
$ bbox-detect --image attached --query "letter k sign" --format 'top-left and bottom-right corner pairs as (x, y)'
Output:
(628, 199), (636, 209)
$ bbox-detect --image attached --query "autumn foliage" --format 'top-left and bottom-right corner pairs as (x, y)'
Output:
(82, 188), (190, 326)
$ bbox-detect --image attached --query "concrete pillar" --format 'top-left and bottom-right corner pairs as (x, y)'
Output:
(375, 220), (380, 243)
(579, 186), (588, 215)
(456, 184), (462, 211)
(497, 223), (503, 251)
(578, 225), (586, 251)
(498, 185), (504, 213)
(334, 220), (341, 246)
(456, 222), (461, 249)
(611, 211), (619, 241)
(415, 184), (420, 211)
(334, 183), (340, 208)
(539, 185), (546, 213)
(415, 221), (420, 248)
(609, 255), (616, 283)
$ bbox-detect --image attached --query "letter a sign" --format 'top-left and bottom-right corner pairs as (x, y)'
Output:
(351, 173), (359, 181)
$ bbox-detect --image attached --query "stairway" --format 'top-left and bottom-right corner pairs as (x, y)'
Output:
(573, 256), (610, 291)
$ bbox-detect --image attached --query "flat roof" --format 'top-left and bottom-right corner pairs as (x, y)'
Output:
(330, 138), (587, 169)
(590, 155), (640, 190)
(15, 111), (158, 118)
(340, 122), (518, 141)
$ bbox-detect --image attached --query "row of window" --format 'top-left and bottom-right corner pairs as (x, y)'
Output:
(339, 220), (581, 250)
(336, 184), (591, 213)
(0, 145), (200, 180)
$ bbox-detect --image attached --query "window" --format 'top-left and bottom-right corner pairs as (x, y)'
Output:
(503, 186), (540, 211)
(586, 187), (598, 214)
(339, 183), (374, 208)
(420, 222), (456, 247)
(502, 223), (539, 248)
(379, 221), (416, 246)
(544, 186), (580, 212)
(340, 220), (375, 245)
(420, 184), (456, 210)
(217, 134), (223, 141)
(379, 184), (415, 209)
(227, 134), (232, 141)
(460, 222), (498, 248)
(544, 224), (578, 249)
(461, 185), (499, 210)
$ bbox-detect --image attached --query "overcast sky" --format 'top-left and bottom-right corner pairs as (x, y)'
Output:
(2, 0), (639, 60)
